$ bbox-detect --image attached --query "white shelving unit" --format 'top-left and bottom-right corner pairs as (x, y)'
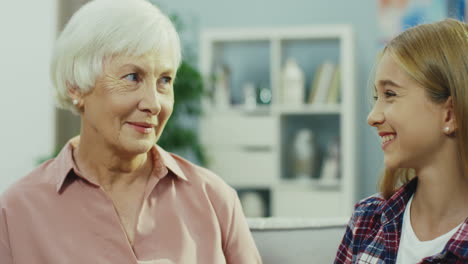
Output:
(199, 25), (357, 218)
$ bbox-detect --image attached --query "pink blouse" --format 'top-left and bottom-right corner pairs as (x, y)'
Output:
(0, 138), (261, 263)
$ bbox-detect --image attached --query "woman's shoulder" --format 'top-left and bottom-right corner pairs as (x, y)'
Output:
(1, 158), (58, 206)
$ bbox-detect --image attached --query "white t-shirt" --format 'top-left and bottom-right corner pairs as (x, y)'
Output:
(396, 195), (463, 264)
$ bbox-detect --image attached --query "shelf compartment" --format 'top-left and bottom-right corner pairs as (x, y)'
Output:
(237, 188), (271, 217)
(280, 114), (340, 181)
(200, 114), (276, 147)
(210, 41), (271, 106)
(204, 147), (277, 187)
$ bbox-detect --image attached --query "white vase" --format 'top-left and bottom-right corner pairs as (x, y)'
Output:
(281, 58), (305, 105)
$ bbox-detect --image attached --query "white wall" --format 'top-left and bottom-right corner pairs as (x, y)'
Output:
(0, 1), (57, 192)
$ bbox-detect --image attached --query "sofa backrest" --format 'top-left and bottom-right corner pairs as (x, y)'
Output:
(248, 217), (348, 264)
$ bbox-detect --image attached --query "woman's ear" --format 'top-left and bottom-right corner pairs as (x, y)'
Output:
(443, 96), (457, 135)
(67, 84), (84, 110)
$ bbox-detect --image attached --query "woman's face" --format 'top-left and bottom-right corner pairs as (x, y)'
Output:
(80, 47), (177, 155)
(367, 52), (446, 170)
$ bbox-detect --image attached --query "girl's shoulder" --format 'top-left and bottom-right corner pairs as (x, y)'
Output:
(354, 193), (386, 215)
(347, 193), (387, 230)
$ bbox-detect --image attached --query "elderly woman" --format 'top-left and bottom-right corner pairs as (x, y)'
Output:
(0, 0), (261, 263)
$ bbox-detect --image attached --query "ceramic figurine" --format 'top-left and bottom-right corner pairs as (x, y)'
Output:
(293, 129), (317, 180)
(243, 82), (257, 110)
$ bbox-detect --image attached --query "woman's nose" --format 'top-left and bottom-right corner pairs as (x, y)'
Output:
(367, 104), (384, 127)
(139, 83), (161, 115)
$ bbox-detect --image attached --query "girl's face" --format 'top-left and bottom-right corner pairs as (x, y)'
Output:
(367, 52), (448, 170)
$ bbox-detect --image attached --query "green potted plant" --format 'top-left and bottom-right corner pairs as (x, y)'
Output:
(157, 58), (206, 165)
(156, 12), (206, 165)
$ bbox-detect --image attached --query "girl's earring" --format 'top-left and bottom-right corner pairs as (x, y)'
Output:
(72, 99), (79, 106)
(444, 126), (450, 134)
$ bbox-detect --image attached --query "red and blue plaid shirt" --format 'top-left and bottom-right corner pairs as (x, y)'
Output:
(335, 178), (468, 264)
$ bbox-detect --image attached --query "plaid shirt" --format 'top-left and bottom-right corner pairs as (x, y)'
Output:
(335, 178), (468, 264)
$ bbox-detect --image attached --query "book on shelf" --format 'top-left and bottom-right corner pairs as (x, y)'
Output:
(307, 63), (322, 103)
(326, 66), (340, 104)
(308, 60), (335, 104)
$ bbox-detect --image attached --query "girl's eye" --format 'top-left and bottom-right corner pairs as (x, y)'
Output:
(373, 90), (396, 101)
(384, 90), (396, 98)
(124, 73), (140, 82)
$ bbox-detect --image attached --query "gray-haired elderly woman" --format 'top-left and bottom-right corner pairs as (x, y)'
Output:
(0, 0), (261, 263)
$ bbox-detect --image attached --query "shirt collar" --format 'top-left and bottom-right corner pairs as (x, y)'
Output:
(381, 177), (417, 224)
(153, 145), (188, 182)
(52, 138), (77, 193)
(446, 220), (468, 260)
(52, 137), (188, 193)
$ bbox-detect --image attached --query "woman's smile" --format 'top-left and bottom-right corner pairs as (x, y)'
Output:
(126, 121), (156, 134)
(379, 132), (397, 150)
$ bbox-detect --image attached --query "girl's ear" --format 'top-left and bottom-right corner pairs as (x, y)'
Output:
(443, 96), (457, 135)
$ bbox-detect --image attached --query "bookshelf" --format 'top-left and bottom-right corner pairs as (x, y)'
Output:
(199, 25), (357, 218)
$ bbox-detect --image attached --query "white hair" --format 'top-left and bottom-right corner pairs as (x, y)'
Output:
(51, 0), (181, 114)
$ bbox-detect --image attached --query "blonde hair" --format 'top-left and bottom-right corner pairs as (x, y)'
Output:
(51, 0), (181, 114)
(378, 19), (468, 199)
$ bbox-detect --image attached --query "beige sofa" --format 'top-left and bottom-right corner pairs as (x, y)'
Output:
(248, 217), (348, 264)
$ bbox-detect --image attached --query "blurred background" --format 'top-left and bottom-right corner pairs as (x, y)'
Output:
(0, 0), (465, 218)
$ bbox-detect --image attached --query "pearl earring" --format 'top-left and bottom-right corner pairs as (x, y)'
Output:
(72, 99), (79, 106)
(444, 127), (450, 134)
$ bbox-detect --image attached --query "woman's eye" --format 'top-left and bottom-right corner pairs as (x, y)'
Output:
(124, 73), (139, 82)
(384, 90), (396, 98)
(160, 76), (172, 85)
(157, 77), (173, 90)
